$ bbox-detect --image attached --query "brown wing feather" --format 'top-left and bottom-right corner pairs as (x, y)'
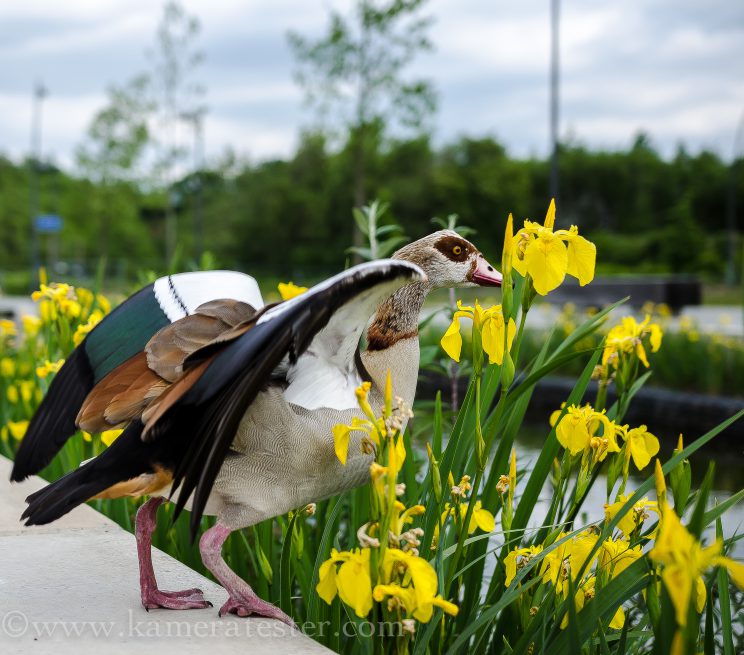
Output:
(77, 353), (155, 432)
(146, 301), (258, 381)
(141, 359), (212, 434)
(104, 370), (168, 426)
(76, 299), (261, 435)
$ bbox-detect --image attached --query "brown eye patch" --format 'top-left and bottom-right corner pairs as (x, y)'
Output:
(434, 235), (470, 262)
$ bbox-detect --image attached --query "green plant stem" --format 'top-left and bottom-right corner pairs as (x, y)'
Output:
(511, 306), (529, 366)
(446, 375), (485, 592)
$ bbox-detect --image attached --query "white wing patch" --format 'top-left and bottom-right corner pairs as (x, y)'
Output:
(154, 271), (264, 322)
(280, 264), (423, 411)
(283, 352), (362, 411)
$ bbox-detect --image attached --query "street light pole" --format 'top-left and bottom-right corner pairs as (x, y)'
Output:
(549, 0), (560, 202)
(29, 82), (47, 286)
(726, 111), (744, 286)
(181, 109), (206, 261)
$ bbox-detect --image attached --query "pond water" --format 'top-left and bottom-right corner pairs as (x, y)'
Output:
(511, 422), (744, 557)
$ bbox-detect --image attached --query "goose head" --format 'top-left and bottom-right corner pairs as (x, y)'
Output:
(392, 230), (502, 289)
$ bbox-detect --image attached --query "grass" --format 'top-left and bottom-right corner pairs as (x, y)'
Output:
(1, 261), (743, 654)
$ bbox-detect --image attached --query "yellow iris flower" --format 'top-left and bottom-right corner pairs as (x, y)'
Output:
(440, 300), (516, 364)
(332, 417), (377, 465)
(2, 420), (29, 441)
(22, 315), (42, 338)
(317, 548), (374, 617)
(504, 545), (543, 586)
(0, 319), (17, 338)
(73, 310), (105, 346)
(650, 503), (744, 626)
(32, 282), (82, 321)
(372, 582), (458, 622)
(541, 530), (599, 596)
(599, 536), (644, 579)
(317, 547), (458, 622)
(618, 424), (659, 470)
(512, 199), (596, 296)
(101, 429), (124, 446)
(561, 576), (625, 630)
(550, 403), (620, 458)
(390, 501), (426, 537)
(35, 358), (65, 379)
(1, 357), (16, 377)
(440, 500), (495, 535)
(604, 494), (659, 539)
(602, 315), (663, 369)
(332, 381), (388, 464)
(277, 281), (308, 300)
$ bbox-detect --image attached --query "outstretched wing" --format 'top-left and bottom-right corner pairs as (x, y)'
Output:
(144, 260), (425, 537)
(10, 271), (263, 482)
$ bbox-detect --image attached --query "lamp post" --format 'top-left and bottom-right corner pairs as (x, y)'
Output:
(725, 110), (744, 286)
(549, 0), (560, 202)
(181, 108), (206, 260)
(29, 82), (47, 285)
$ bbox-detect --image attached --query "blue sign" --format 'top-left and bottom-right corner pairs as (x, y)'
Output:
(35, 214), (62, 234)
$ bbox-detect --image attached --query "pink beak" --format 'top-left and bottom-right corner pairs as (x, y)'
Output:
(471, 255), (503, 287)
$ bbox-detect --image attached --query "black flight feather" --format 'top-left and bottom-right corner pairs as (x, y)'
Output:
(152, 261), (423, 538)
(18, 262), (422, 536)
(21, 421), (162, 526)
(11, 283), (168, 482)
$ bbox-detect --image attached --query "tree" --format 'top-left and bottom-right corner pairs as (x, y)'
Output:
(149, 0), (206, 264)
(288, 0), (436, 250)
(75, 75), (154, 260)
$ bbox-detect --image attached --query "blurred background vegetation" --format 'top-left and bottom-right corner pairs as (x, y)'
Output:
(3, 131), (742, 291)
(1, 0), (742, 295)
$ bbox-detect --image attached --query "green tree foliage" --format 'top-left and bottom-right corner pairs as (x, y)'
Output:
(288, 0), (436, 256)
(152, 1), (206, 264)
(0, 135), (742, 285)
(75, 75), (155, 262)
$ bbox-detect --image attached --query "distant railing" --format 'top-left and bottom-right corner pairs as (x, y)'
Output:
(545, 275), (702, 311)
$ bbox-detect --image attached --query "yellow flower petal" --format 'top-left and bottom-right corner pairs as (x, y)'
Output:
(565, 232), (596, 286)
(523, 232), (568, 295)
(440, 315), (463, 362)
(6, 420), (29, 441)
(337, 552), (373, 617)
(662, 564), (694, 626)
(626, 425), (659, 470)
(332, 424), (351, 465)
(100, 429), (123, 447)
(713, 556), (744, 589)
(649, 323), (663, 352)
(544, 198), (556, 229)
(431, 596), (459, 617)
(556, 406), (591, 455)
(472, 505), (495, 533)
(609, 605), (625, 629)
(278, 282), (308, 300)
(316, 558), (339, 604)
(695, 575), (707, 614)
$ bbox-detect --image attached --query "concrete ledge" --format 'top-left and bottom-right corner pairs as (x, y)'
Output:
(0, 457), (332, 654)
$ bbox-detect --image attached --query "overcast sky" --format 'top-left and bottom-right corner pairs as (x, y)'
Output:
(1, 0), (743, 171)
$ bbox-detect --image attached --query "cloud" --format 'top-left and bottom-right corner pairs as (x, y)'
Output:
(0, 0), (742, 168)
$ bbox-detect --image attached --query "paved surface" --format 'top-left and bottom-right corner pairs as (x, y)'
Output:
(0, 457), (331, 654)
(523, 303), (744, 337)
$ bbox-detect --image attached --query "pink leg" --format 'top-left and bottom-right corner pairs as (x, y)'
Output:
(136, 497), (212, 610)
(199, 522), (295, 627)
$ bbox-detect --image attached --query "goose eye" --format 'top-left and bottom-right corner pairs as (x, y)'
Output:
(453, 246), (462, 255)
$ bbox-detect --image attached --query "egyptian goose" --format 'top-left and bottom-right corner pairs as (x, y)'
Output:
(12, 230), (502, 625)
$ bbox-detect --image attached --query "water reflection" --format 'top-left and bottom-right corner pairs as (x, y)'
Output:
(514, 423), (744, 557)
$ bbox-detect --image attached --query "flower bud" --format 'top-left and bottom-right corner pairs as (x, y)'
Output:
(544, 198), (556, 230)
(427, 443), (443, 504)
(501, 350), (515, 389)
(654, 459), (666, 504)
